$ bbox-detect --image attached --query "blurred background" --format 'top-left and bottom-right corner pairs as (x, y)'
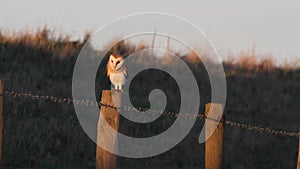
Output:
(1, 0), (300, 63)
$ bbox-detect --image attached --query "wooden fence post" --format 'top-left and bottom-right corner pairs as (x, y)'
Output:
(0, 80), (4, 169)
(297, 129), (300, 169)
(205, 103), (224, 169)
(96, 90), (121, 169)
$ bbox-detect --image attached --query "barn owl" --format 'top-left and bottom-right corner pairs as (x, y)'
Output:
(106, 54), (127, 91)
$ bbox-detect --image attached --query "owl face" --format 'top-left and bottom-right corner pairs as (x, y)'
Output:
(108, 54), (124, 71)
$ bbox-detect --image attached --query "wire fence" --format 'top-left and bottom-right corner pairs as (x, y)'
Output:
(3, 89), (300, 138)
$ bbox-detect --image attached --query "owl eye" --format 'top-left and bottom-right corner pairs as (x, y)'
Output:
(116, 61), (120, 64)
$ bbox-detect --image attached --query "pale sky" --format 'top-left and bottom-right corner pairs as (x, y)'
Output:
(1, 0), (300, 63)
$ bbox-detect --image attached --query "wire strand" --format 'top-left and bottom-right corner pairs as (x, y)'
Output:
(3, 89), (300, 138)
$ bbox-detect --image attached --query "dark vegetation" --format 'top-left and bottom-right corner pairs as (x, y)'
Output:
(0, 28), (299, 169)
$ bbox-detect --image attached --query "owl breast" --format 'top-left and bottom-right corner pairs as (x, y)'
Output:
(109, 71), (126, 85)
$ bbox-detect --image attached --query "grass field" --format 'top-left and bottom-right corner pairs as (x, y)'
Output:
(0, 28), (299, 169)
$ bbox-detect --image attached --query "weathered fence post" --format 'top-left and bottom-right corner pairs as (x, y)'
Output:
(0, 80), (4, 169)
(297, 129), (300, 169)
(205, 103), (224, 169)
(96, 90), (121, 169)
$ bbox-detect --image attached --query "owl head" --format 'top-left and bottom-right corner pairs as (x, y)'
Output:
(108, 54), (124, 71)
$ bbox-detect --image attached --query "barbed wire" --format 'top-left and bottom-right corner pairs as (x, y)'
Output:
(4, 90), (113, 108)
(3, 90), (300, 138)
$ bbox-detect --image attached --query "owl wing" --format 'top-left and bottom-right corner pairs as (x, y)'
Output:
(106, 64), (111, 77)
